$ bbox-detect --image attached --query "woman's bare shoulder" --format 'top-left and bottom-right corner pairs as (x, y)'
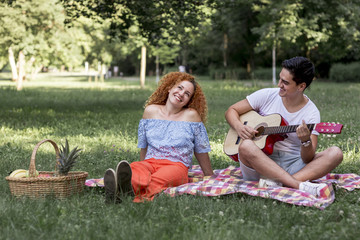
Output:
(183, 108), (201, 122)
(142, 104), (161, 119)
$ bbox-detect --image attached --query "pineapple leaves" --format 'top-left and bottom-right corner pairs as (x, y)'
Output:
(57, 139), (82, 176)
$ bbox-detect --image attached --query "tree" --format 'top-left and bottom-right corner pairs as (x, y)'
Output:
(149, 39), (181, 81)
(212, 0), (259, 74)
(179, 0), (260, 77)
(72, 16), (118, 80)
(252, 0), (360, 78)
(0, 0), (86, 89)
(60, 0), (217, 44)
(59, 0), (219, 85)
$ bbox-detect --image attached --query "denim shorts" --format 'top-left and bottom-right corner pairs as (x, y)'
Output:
(239, 150), (307, 181)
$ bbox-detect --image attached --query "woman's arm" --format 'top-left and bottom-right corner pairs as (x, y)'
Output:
(140, 148), (147, 161)
(194, 152), (214, 176)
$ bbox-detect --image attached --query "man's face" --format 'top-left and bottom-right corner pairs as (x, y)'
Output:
(277, 68), (301, 97)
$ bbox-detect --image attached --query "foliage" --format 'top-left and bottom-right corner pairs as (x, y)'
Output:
(59, 0), (219, 72)
(0, 0), (86, 71)
(211, 0), (259, 67)
(60, 0), (218, 45)
(252, 0), (360, 62)
(329, 62), (360, 82)
(1, 0), (360, 80)
(0, 74), (360, 239)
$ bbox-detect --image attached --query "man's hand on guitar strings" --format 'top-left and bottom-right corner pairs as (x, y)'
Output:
(238, 124), (258, 140)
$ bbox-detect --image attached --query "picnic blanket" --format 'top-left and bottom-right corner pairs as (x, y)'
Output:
(85, 165), (360, 210)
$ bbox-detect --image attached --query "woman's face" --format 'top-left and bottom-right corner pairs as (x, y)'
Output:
(168, 80), (195, 108)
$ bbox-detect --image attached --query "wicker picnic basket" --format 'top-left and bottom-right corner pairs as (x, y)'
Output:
(6, 139), (88, 199)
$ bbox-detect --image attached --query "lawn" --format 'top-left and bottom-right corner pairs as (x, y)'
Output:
(0, 73), (360, 240)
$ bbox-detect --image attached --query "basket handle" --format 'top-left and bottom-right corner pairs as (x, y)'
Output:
(29, 139), (60, 177)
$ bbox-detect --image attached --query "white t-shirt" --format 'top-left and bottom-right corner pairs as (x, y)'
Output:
(246, 88), (320, 155)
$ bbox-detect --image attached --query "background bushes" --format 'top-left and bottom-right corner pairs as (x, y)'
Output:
(209, 67), (282, 81)
(211, 63), (360, 82)
(209, 67), (248, 80)
(329, 62), (360, 82)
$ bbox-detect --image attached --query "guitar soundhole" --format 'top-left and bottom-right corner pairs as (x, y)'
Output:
(255, 126), (265, 137)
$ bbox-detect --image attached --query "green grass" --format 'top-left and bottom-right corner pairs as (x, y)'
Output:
(0, 73), (360, 240)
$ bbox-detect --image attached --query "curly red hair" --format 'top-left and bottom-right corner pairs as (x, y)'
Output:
(145, 72), (208, 123)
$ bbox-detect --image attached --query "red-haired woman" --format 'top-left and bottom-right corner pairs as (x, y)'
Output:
(104, 72), (214, 203)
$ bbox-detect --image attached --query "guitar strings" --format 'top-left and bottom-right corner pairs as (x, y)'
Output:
(262, 124), (315, 135)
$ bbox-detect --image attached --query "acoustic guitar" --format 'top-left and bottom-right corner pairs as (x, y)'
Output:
(223, 110), (343, 162)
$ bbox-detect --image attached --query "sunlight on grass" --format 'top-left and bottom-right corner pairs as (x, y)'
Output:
(0, 72), (153, 90)
(343, 141), (360, 162)
(0, 80), (145, 90)
(1, 73), (360, 240)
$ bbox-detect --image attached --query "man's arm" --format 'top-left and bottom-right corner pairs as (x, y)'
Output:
(297, 120), (317, 163)
(225, 99), (257, 139)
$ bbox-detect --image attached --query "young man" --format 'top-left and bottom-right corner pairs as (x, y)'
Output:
(225, 56), (343, 196)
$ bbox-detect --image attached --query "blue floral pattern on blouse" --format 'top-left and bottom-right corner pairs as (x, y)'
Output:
(137, 119), (211, 167)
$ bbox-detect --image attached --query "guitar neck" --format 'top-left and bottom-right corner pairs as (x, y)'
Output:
(263, 124), (315, 135)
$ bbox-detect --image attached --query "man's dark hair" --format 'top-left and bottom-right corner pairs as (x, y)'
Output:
(282, 56), (315, 89)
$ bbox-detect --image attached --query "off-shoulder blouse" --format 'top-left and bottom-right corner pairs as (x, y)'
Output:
(137, 119), (211, 167)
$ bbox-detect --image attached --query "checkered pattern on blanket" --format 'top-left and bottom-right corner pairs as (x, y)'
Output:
(85, 165), (360, 210)
(165, 165), (337, 210)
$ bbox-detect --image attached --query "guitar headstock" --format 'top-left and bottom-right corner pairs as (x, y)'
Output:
(315, 122), (343, 134)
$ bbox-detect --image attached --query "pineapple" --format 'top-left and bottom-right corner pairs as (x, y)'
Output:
(56, 139), (82, 176)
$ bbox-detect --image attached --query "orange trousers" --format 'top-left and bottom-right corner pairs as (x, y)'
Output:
(130, 158), (189, 202)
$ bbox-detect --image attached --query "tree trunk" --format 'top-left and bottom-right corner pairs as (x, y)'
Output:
(272, 44), (276, 86)
(17, 51), (25, 91)
(31, 64), (43, 80)
(223, 33), (228, 67)
(98, 62), (103, 83)
(247, 53), (255, 80)
(100, 64), (105, 82)
(156, 54), (160, 83)
(8, 47), (18, 81)
(140, 45), (146, 88)
(28, 56), (36, 80)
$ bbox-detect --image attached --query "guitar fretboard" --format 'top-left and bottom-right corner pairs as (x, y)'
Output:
(263, 124), (315, 135)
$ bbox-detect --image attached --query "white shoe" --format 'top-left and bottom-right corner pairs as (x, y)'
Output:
(299, 181), (327, 197)
(258, 178), (283, 188)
